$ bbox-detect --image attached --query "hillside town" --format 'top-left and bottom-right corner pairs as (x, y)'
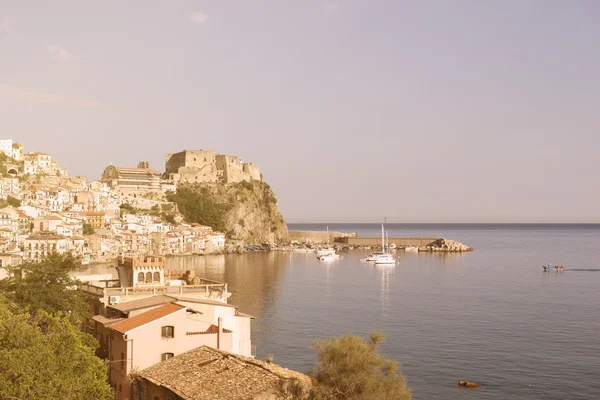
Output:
(0, 141), (267, 275)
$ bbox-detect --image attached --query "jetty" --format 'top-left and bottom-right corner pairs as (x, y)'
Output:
(288, 231), (472, 252)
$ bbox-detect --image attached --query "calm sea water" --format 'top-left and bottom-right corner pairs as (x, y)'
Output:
(103, 224), (600, 399)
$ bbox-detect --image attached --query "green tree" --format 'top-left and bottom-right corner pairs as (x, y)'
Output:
(83, 223), (95, 235)
(119, 203), (136, 214)
(6, 195), (21, 207)
(0, 299), (112, 400)
(0, 252), (90, 325)
(308, 332), (411, 400)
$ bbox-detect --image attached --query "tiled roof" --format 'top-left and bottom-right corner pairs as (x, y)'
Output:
(92, 315), (124, 326)
(186, 325), (232, 335)
(109, 303), (184, 334)
(137, 346), (310, 400)
(107, 295), (175, 314)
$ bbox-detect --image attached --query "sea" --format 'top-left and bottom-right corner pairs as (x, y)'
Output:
(92, 223), (600, 399)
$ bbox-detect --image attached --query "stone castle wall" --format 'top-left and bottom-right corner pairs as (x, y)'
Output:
(166, 150), (260, 185)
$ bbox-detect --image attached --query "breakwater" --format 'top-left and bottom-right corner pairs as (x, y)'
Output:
(289, 230), (472, 252)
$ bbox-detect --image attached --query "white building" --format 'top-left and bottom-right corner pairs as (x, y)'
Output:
(0, 139), (13, 158)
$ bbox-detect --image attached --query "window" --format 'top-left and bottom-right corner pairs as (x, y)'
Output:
(161, 326), (174, 338)
(161, 352), (174, 361)
(121, 352), (125, 369)
(153, 272), (160, 282)
(146, 272), (152, 283)
(137, 272), (144, 283)
(119, 384), (122, 392)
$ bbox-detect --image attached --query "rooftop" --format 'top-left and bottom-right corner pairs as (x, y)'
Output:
(137, 346), (310, 400)
(109, 303), (184, 334)
(107, 294), (175, 314)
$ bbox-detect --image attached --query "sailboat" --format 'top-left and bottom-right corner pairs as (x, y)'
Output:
(317, 226), (341, 260)
(374, 224), (396, 265)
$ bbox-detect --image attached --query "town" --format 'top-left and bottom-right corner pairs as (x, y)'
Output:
(0, 142), (270, 274)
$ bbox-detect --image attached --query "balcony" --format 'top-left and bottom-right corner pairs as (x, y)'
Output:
(79, 279), (228, 300)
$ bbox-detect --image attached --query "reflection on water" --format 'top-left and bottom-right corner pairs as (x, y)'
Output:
(375, 264), (394, 314)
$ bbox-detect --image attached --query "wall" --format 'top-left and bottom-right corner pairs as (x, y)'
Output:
(166, 150), (260, 184)
(337, 237), (442, 247)
(243, 163), (261, 180)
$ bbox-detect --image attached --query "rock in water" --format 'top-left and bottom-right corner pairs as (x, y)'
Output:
(458, 380), (481, 388)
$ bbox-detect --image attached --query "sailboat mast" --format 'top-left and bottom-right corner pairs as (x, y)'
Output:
(381, 223), (385, 252)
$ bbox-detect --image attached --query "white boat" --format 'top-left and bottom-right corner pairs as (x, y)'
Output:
(362, 252), (384, 262)
(318, 253), (341, 261)
(374, 223), (396, 265)
(404, 245), (419, 252)
(316, 247), (336, 256)
(374, 254), (397, 264)
(316, 226), (337, 257)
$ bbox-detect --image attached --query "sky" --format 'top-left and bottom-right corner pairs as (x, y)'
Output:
(1, 0), (599, 223)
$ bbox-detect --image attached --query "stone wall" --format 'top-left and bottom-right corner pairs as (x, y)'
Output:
(167, 150), (260, 185)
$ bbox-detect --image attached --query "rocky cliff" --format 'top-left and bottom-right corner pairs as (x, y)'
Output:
(167, 180), (288, 244)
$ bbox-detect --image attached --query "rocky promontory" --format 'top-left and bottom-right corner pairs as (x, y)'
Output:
(167, 180), (288, 244)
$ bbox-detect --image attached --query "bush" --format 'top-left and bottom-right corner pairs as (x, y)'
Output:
(308, 332), (411, 400)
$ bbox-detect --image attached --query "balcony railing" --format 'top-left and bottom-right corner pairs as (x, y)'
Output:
(80, 282), (228, 299)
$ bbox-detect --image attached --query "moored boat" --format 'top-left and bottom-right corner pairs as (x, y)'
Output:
(543, 264), (564, 271)
(318, 253), (341, 261)
(374, 254), (397, 265)
(404, 245), (419, 252)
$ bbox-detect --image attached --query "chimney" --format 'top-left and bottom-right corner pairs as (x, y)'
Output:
(217, 317), (223, 350)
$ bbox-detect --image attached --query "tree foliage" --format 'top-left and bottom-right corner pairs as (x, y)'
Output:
(0, 299), (112, 400)
(83, 223), (95, 235)
(7, 195), (21, 207)
(308, 332), (411, 400)
(0, 252), (90, 325)
(167, 186), (231, 232)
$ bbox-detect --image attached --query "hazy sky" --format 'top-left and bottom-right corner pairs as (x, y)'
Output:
(1, 1), (598, 223)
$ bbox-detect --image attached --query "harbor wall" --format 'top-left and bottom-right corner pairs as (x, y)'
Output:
(289, 230), (349, 243)
(335, 237), (442, 247)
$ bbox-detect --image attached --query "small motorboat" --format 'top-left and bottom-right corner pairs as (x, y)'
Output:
(318, 253), (341, 261)
(543, 264), (564, 272)
(404, 245), (419, 252)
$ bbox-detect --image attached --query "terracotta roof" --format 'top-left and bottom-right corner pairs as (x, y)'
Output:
(28, 152), (50, 156)
(16, 210), (30, 219)
(92, 315), (124, 326)
(137, 346), (310, 400)
(186, 325), (232, 335)
(107, 295), (175, 314)
(109, 303), (184, 334)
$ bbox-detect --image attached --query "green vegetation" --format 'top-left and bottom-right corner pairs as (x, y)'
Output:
(0, 301), (112, 400)
(0, 252), (91, 325)
(7, 195), (21, 207)
(0, 252), (112, 399)
(167, 187), (232, 232)
(307, 332), (411, 400)
(119, 203), (136, 213)
(83, 223), (95, 235)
